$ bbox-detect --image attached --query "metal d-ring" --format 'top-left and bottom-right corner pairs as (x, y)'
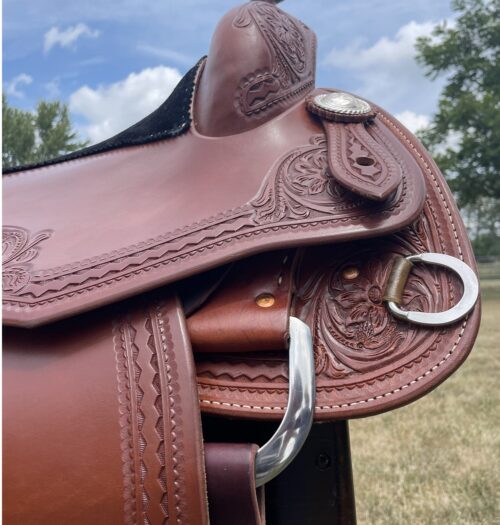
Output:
(254, 316), (315, 487)
(387, 253), (479, 327)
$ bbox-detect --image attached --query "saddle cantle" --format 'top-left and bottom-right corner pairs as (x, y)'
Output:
(3, 1), (480, 524)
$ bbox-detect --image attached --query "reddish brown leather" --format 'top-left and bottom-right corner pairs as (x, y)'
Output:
(3, 293), (209, 524)
(2, 97), (426, 328)
(2, 1), (481, 522)
(195, 108), (481, 420)
(3, 95), (479, 422)
(188, 250), (295, 352)
(322, 115), (403, 201)
(194, 1), (316, 136)
(205, 443), (264, 525)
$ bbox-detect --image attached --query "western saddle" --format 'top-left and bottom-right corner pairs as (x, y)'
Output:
(3, 1), (480, 523)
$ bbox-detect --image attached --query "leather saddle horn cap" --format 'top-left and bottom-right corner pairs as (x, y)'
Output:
(194, 0), (317, 136)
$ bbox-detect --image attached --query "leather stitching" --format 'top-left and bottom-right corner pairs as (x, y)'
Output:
(198, 113), (470, 412)
(199, 321), (466, 412)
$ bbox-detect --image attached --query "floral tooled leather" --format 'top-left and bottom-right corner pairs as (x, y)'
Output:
(3, 226), (52, 295)
(195, 111), (479, 421)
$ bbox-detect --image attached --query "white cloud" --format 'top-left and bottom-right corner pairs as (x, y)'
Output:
(69, 66), (182, 143)
(323, 20), (444, 115)
(393, 112), (463, 152)
(44, 23), (100, 54)
(395, 111), (430, 133)
(137, 44), (193, 66)
(326, 21), (436, 70)
(44, 79), (61, 98)
(5, 73), (33, 98)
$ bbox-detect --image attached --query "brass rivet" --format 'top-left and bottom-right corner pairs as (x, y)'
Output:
(256, 293), (275, 308)
(342, 267), (359, 280)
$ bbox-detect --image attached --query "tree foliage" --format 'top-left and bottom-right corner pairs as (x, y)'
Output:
(416, 0), (499, 245)
(2, 95), (87, 170)
(2, 95), (37, 168)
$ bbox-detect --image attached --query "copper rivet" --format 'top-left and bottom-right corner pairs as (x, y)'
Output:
(342, 267), (359, 280)
(256, 293), (275, 308)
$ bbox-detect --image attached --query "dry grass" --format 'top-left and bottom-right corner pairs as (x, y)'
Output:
(350, 281), (500, 524)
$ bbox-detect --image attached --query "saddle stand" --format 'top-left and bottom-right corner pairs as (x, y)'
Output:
(3, 1), (480, 524)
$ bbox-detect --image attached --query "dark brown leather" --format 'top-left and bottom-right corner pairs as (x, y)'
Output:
(265, 422), (356, 525)
(205, 443), (264, 525)
(195, 107), (481, 420)
(202, 418), (357, 525)
(2, 1), (481, 523)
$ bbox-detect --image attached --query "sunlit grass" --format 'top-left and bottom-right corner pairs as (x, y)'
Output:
(350, 281), (500, 524)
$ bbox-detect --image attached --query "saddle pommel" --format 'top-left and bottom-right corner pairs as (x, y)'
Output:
(193, 1), (316, 136)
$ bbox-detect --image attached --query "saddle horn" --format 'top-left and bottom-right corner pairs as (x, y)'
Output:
(193, 0), (316, 136)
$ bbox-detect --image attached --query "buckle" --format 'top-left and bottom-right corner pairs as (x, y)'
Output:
(385, 253), (479, 326)
(254, 317), (315, 487)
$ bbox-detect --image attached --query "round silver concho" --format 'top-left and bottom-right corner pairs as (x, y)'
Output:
(309, 92), (374, 123)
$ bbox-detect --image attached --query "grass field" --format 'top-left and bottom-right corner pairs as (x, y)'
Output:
(349, 279), (500, 524)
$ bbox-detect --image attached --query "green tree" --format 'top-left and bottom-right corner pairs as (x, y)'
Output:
(2, 95), (87, 170)
(2, 94), (36, 167)
(415, 0), (500, 248)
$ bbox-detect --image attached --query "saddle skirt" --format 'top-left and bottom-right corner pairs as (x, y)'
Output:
(3, 1), (481, 524)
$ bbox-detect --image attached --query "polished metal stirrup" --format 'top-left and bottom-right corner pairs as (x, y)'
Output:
(254, 316), (315, 487)
(385, 252), (479, 327)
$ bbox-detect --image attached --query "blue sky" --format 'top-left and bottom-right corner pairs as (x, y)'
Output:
(4, 0), (453, 143)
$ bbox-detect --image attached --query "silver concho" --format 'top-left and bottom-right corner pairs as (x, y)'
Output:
(308, 92), (374, 123)
(315, 92), (371, 116)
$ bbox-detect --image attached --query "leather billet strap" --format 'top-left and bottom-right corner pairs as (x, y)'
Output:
(205, 444), (265, 525)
